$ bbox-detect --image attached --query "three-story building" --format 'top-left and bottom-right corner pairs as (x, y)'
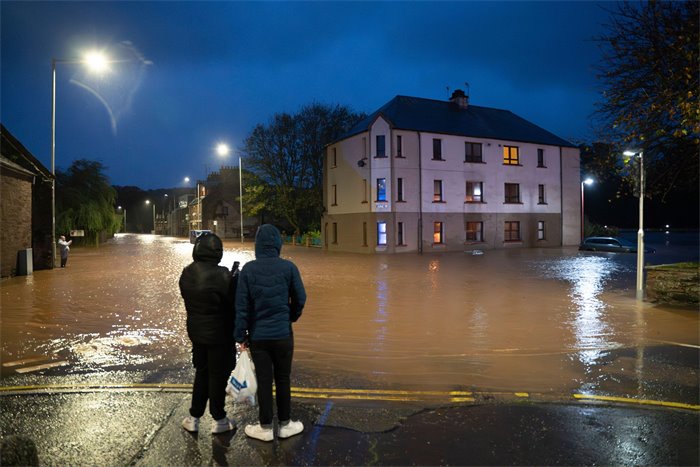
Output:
(322, 90), (581, 253)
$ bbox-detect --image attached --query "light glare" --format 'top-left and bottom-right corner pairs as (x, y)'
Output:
(216, 143), (230, 157)
(83, 51), (109, 73)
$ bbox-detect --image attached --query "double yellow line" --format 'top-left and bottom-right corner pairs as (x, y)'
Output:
(0, 384), (697, 410)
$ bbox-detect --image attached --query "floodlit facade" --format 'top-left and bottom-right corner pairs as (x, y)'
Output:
(321, 91), (581, 254)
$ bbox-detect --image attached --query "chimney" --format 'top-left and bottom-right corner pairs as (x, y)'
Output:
(449, 89), (468, 109)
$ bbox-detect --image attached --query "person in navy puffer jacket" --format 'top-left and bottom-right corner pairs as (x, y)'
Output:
(179, 232), (238, 434)
(235, 224), (306, 441)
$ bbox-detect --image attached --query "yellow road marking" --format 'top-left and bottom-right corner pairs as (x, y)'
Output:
(573, 393), (700, 411)
(0, 384), (696, 410)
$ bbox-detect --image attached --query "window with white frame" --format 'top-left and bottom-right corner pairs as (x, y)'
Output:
(466, 221), (483, 242)
(504, 221), (520, 242)
(433, 180), (443, 202)
(377, 221), (387, 245)
(503, 145), (519, 165)
(433, 221), (444, 244)
(432, 139), (443, 160)
(465, 142), (483, 163)
(376, 135), (386, 158)
(397, 177), (405, 202)
(504, 183), (520, 203)
(377, 178), (387, 202)
(397, 221), (405, 245)
(465, 181), (483, 202)
(537, 221), (546, 240)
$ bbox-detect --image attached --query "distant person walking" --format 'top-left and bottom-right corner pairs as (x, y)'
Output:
(235, 224), (306, 441)
(179, 232), (238, 434)
(57, 235), (72, 268)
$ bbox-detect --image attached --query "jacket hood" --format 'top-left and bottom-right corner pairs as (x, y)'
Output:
(255, 224), (282, 258)
(192, 232), (223, 263)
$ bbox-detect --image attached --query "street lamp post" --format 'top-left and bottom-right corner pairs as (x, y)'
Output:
(51, 52), (110, 267)
(145, 200), (155, 234)
(239, 157), (244, 243)
(117, 206), (127, 233)
(580, 178), (594, 241)
(624, 150), (645, 300)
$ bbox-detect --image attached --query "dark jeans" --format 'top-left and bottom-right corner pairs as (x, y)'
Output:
(250, 335), (294, 426)
(190, 343), (235, 420)
(60, 255), (68, 267)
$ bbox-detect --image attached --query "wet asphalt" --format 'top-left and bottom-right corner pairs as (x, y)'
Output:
(1, 389), (698, 466)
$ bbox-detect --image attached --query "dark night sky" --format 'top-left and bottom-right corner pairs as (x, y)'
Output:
(1, 1), (612, 189)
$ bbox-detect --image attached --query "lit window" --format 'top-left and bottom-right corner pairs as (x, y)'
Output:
(504, 183), (520, 203)
(433, 222), (444, 244)
(377, 178), (387, 202)
(466, 221), (483, 242)
(432, 139), (443, 160)
(537, 148), (545, 167)
(503, 146), (519, 165)
(537, 221), (546, 240)
(538, 184), (546, 204)
(465, 181), (483, 202)
(376, 135), (386, 158)
(396, 135), (403, 158)
(465, 142), (482, 163)
(377, 221), (387, 245)
(433, 180), (443, 202)
(505, 221), (520, 241)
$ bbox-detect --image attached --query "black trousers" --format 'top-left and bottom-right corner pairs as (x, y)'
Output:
(250, 335), (294, 426)
(60, 255), (68, 267)
(190, 343), (235, 420)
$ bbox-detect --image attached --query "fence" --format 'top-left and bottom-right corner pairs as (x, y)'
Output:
(283, 234), (322, 248)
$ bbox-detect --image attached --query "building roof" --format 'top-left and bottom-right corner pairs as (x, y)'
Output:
(0, 124), (54, 181)
(341, 95), (576, 148)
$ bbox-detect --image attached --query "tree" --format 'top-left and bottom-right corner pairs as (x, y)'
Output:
(595, 1), (699, 199)
(56, 159), (120, 245)
(242, 103), (365, 234)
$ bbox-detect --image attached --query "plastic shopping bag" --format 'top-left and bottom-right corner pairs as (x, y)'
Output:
(226, 349), (257, 406)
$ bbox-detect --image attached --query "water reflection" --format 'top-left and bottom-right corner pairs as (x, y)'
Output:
(1, 235), (698, 402)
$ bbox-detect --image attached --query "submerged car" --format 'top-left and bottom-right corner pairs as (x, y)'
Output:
(579, 236), (656, 253)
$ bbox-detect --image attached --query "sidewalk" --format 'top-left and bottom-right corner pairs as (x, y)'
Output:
(1, 388), (698, 466)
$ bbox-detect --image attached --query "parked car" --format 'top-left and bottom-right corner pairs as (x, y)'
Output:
(579, 236), (656, 253)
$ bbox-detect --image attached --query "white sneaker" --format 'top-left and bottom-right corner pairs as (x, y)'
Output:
(244, 423), (274, 442)
(182, 416), (199, 432)
(277, 420), (303, 439)
(211, 417), (235, 434)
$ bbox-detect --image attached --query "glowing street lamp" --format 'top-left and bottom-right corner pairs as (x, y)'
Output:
(624, 149), (645, 300)
(145, 199), (155, 234)
(580, 177), (594, 241)
(51, 50), (111, 267)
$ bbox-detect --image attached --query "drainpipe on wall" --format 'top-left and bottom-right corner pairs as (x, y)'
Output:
(559, 146), (564, 246)
(418, 131), (423, 254)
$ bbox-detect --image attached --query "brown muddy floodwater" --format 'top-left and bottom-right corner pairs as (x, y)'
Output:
(1, 234), (698, 403)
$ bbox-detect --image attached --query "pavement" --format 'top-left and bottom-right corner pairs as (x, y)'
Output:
(1, 385), (698, 466)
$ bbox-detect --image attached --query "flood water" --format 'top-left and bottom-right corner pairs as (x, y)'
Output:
(1, 233), (698, 404)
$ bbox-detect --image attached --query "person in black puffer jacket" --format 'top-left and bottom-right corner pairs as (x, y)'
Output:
(235, 224), (306, 442)
(179, 232), (238, 434)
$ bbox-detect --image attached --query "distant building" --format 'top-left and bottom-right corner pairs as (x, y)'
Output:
(1, 124), (54, 274)
(322, 91), (581, 253)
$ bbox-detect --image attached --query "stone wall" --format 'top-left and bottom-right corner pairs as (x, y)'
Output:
(1, 171), (33, 277)
(646, 263), (699, 306)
